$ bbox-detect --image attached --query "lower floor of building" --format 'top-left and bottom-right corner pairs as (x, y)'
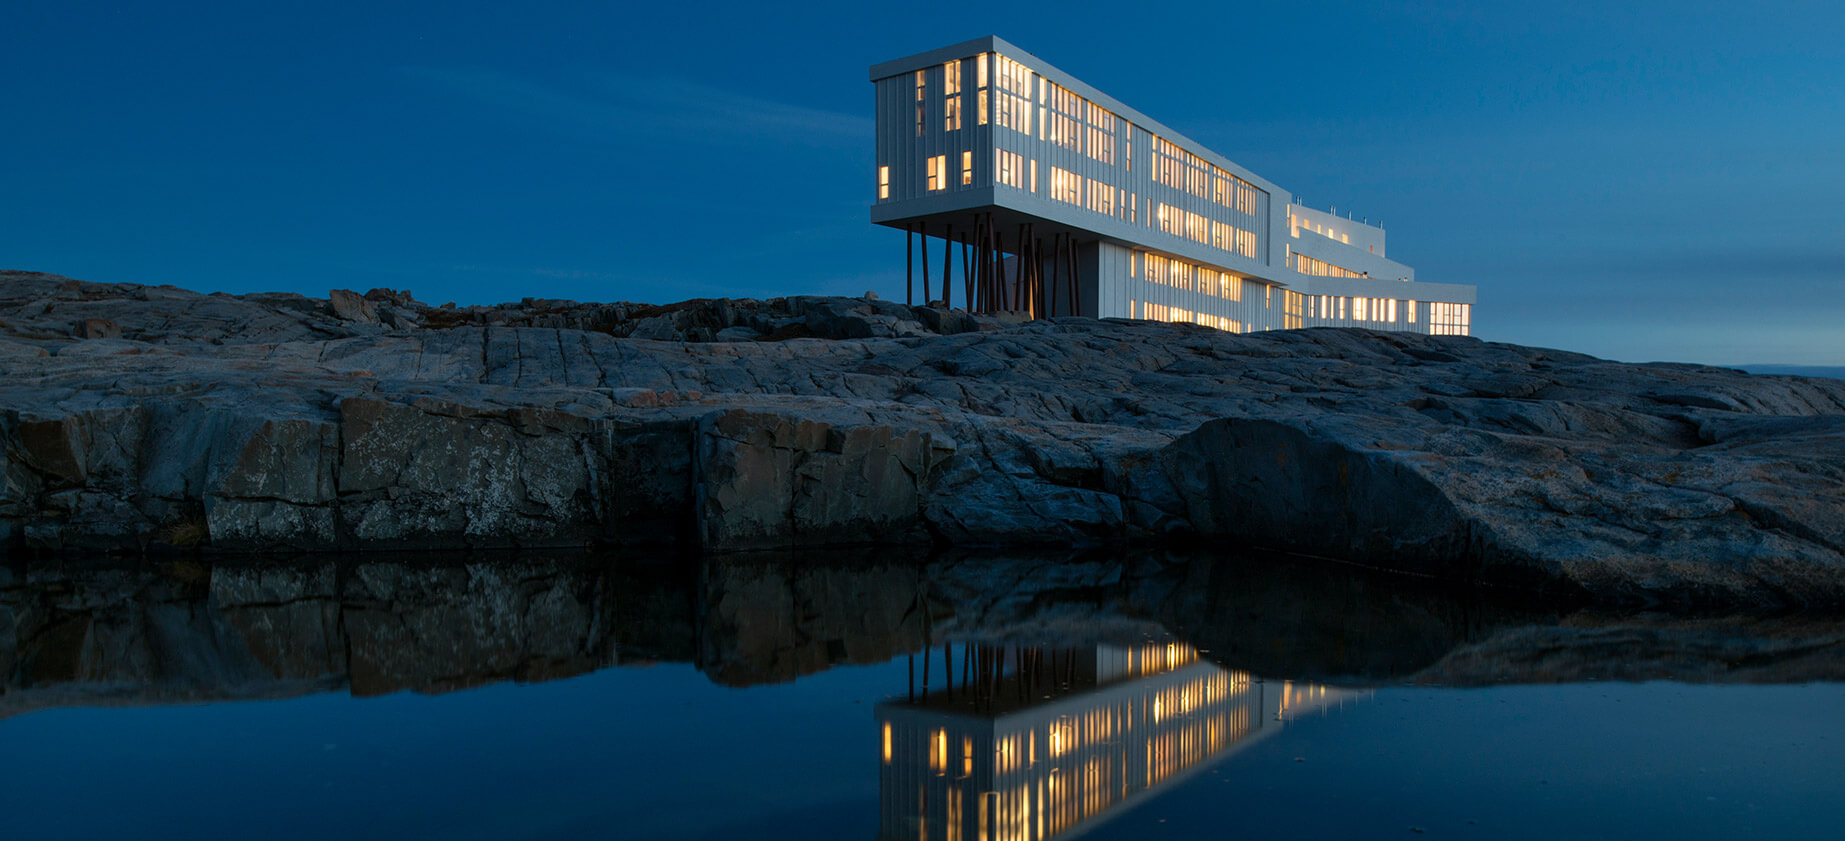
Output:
(891, 212), (1474, 338)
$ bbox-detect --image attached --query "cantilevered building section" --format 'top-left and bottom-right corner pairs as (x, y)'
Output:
(871, 36), (1475, 335)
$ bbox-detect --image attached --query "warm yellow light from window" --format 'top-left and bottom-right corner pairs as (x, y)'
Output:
(882, 722), (892, 763)
(927, 155), (946, 191)
(915, 70), (926, 138)
(878, 165), (889, 200)
(961, 150), (973, 185)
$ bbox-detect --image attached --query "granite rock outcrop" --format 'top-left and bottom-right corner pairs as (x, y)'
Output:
(4, 271), (1844, 608)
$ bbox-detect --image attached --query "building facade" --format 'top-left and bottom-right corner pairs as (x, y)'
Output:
(871, 36), (1475, 336)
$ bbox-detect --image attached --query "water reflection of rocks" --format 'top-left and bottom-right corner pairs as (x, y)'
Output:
(3, 550), (1843, 718)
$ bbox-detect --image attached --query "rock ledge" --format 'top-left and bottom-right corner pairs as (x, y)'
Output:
(4, 271), (1844, 609)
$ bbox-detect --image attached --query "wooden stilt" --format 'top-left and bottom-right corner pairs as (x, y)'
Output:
(920, 224), (930, 307)
(940, 224), (953, 306)
(1055, 231), (1070, 317)
(922, 636), (931, 696)
(997, 228), (1009, 314)
(966, 233), (981, 311)
(1018, 223), (1033, 311)
(943, 642), (953, 701)
(1025, 233), (1038, 318)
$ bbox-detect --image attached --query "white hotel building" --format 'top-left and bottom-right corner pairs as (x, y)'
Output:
(871, 36), (1475, 335)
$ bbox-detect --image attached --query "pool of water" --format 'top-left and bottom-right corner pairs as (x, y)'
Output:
(2, 551), (1841, 840)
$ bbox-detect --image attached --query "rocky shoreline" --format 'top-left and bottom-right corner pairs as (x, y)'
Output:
(2, 270), (1843, 609)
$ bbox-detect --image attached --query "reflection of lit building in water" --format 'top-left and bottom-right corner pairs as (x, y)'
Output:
(876, 642), (1358, 841)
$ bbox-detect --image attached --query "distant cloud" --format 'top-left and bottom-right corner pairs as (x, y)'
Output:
(404, 66), (871, 146)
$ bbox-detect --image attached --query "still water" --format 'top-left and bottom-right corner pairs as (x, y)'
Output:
(2, 551), (1841, 840)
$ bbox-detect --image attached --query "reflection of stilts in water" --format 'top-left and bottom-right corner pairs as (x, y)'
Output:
(878, 639), (1363, 841)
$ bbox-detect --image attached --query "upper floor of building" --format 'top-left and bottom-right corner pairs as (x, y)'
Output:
(870, 36), (1415, 290)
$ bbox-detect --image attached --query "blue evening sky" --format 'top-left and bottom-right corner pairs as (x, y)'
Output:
(4, 1), (1841, 365)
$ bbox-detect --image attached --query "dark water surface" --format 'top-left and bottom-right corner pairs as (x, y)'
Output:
(2, 551), (1841, 840)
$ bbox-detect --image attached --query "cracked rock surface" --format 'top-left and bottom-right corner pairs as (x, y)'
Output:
(3, 271), (1844, 608)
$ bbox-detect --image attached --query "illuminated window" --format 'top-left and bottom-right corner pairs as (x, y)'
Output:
(1219, 272), (1242, 301)
(1291, 252), (1366, 279)
(1050, 166), (1082, 205)
(1043, 81), (1081, 153)
(995, 149), (1023, 188)
(944, 60), (962, 131)
(994, 54), (1034, 135)
(914, 70), (925, 137)
(1154, 203), (1221, 247)
(1086, 103), (1117, 164)
(1087, 179), (1114, 216)
(1430, 302), (1471, 336)
(961, 150), (973, 185)
(877, 165), (889, 199)
(975, 53), (989, 126)
(926, 155), (946, 191)
(1408, 300), (1418, 323)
